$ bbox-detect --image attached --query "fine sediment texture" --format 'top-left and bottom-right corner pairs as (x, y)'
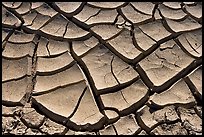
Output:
(2, 2), (202, 135)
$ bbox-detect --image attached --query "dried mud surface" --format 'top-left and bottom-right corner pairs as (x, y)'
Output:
(2, 2), (202, 135)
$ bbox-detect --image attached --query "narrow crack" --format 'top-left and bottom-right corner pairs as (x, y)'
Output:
(110, 56), (120, 85)
(157, 8), (177, 34)
(135, 112), (155, 135)
(67, 86), (88, 119)
(136, 26), (157, 43)
(38, 13), (60, 30)
(152, 57), (202, 94)
(152, 3), (159, 18)
(112, 125), (118, 135)
(111, 13), (120, 25)
(63, 21), (69, 38)
(84, 9), (101, 23)
(2, 4), (25, 28)
(2, 29), (15, 50)
(110, 56), (129, 104)
(184, 36), (200, 54)
(21, 35), (40, 104)
(44, 39), (50, 56)
(183, 77), (202, 106)
(69, 41), (106, 114)
(25, 12), (38, 27)
(131, 29), (145, 52)
(174, 38), (200, 59)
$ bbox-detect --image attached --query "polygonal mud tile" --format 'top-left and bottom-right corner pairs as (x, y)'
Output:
(34, 64), (84, 93)
(36, 37), (49, 57)
(121, 4), (152, 24)
(112, 55), (139, 83)
(85, 9), (118, 25)
(153, 8), (163, 20)
(104, 109), (119, 120)
(130, 2), (155, 15)
(159, 4), (187, 20)
(36, 52), (74, 73)
(2, 28), (11, 42)
(87, 2), (124, 9)
(15, 2), (31, 15)
(26, 13), (50, 30)
(40, 15), (68, 37)
(101, 90), (129, 112)
(31, 2), (44, 9)
(55, 2), (82, 13)
(139, 40), (194, 86)
(114, 114), (140, 135)
(47, 39), (70, 55)
(176, 29), (202, 57)
(63, 21), (89, 39)
(2, 57), (32, 81)
(137, 105), (158, 128)
(3, 2), (22, 9)
(91, 24), (123, 40)
(99, 125), (117, 135)
(150, 79), (195, 106)
(138, 19), (171, 41)
(163, 2), (182, 9)
(8, 30), (35, 43)
(35, 3), (57, 17)
(100, 79), (148, 112)
(72, 36), (98, 56)
(2, 42), (35, 58)
(108, 29), (142, 59)
(33, 81), (87, 117)
(165, 17), (201, 33)
(69, 86), (104, 125)
(185, 4), (202, 18)
(81, 44), (118, 90)
(22, 10), (38, 26)
(188, 66), (202, 95)
(133, 27), (156, 50)
(2, 7), (21, 27)
(2, 76), (31, 103)
(74, 5), (100, 22)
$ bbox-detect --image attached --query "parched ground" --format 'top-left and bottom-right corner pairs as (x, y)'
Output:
(2, 2), (202, 135)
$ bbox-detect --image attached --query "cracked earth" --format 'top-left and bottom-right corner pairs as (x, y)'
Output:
(2, 2), (202, 135)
